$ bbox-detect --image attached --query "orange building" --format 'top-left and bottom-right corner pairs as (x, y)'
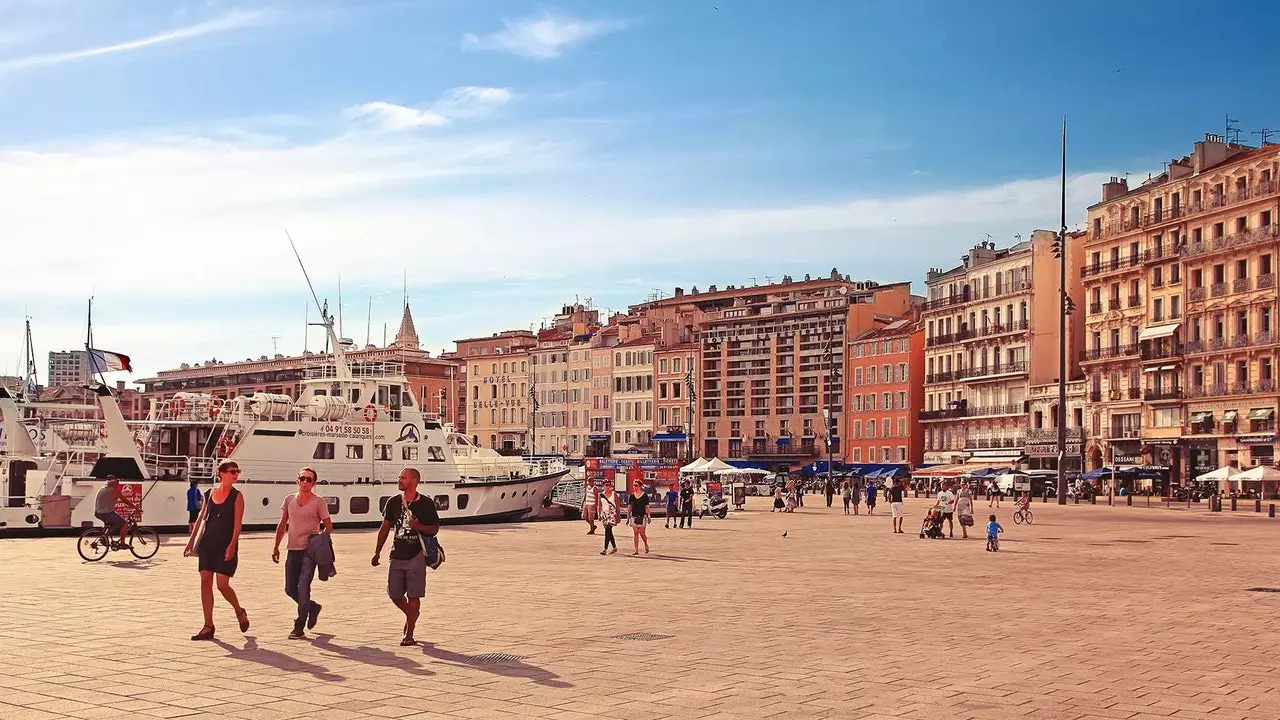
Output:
(846, 319), (924, 469)
(654, 343), (698, 459)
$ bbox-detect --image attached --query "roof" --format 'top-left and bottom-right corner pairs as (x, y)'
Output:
(853, 318), (920, 341)
(536, 328), (574, 342)
(630, 277), (911, 310)
(616, 336), (657, 348)
(1088, 142), (1279, 209)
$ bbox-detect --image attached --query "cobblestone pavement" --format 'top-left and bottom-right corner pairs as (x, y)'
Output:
(2, 497), (1279, 720)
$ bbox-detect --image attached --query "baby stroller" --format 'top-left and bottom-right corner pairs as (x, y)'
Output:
(919, 505), (945, 539)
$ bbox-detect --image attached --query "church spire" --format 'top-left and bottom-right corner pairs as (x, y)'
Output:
(392, 302), (420, 350)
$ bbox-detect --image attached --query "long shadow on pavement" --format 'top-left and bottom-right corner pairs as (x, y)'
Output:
(420, 642), (571, 688)
(625, 554), (716, 562)
(211, 636), (346, 681)
(311, 633), (434, 676)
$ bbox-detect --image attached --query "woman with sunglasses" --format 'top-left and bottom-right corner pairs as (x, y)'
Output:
(272, 467), (333, 640)
(185, 460), (249, 640)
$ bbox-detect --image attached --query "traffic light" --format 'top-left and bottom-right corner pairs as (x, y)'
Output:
(1052, 234), (1065, 258)
(828, 414), (838, 439)
(1062, 292), (1076, 316)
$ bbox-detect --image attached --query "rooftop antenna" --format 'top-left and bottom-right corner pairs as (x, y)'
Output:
(1253, 128), (1276, 146)
(271, 336), (280, 356)
(748, 276), (757, 286)
(286, 229), (350, 379)
(1225, 114), (1241, 145)
(764, 275), (773, 284)
(337, 273), (344, 338)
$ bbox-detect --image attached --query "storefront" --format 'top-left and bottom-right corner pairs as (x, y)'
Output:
(1186, 439), (1219, 484)
(1025, 437), (1083, 472)
(1236, 433), (1275, 468)
(1138, 440), (1180, 495)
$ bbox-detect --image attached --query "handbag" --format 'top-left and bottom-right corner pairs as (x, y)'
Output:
(959, 514), (974, 527)
(417, 530), (445, 570)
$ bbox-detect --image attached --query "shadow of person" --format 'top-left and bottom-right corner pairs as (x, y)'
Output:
(210, 636), (345, 681)
(420, 642), (571, 688)
(628, 554), (716, 563)
(103, 559), (161, 570)
(311, 633), (434, 676)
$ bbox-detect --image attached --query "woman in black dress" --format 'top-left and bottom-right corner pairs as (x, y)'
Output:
(628, 481), (650, 555)
(184, 460), (249, 640)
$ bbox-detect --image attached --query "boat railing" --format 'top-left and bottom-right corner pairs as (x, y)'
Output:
(548, 477), (585, 509)
(303, 361), (405, 380)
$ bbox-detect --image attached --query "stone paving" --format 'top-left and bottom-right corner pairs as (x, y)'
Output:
(2, 496), (1280, 720)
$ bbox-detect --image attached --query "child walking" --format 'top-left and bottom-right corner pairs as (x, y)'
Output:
(986, 513), (1003, 552)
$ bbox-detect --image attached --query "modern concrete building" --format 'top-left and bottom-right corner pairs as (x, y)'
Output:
(920, 231), (1084, 467)
(48, 351), (90, 388)
(847, 319), (924, 469)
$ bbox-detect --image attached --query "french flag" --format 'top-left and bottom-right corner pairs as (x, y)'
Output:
(87, 349), (133, 373)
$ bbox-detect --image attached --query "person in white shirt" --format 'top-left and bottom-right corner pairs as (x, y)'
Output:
(936, 481), (956, 539)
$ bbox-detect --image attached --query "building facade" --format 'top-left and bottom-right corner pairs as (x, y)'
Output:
(654, 343), (698, 460)
(847, 320), (924, 468)
(455, 330), (536, 452)
(920, 231), (1084, 466)
(48, 351), (90, 388)
(1025, 380), (1088, 471)
(611, 337), (656, 452)
(1082, 135), (1279, 485)
(588, 334), (618, 457)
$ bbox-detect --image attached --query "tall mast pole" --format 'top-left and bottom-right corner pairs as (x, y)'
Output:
(1057, 117), (1069, 506)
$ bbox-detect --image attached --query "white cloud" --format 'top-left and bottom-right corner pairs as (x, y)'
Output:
(0, 8), (270, 71)
(344, 86), (513, 132)
(462, 12), (630, 59)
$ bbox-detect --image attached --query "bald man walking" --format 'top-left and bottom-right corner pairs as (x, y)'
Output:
(372, 467), (440, 646)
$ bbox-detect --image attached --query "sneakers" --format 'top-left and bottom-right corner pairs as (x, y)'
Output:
(289, 624), (306, 640)
(307, 603), (322, 630)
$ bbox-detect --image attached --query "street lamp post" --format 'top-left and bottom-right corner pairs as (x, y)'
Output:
(823, 338), (841, 497)
(1056, 118), (1070, 506)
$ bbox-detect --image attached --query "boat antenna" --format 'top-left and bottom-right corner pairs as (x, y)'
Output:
(337, 273), (344, 339)
(286, 229), (351, 379)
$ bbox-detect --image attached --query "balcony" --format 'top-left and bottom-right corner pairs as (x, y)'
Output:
(1143, 243), (1182, 263)
(1234, 277), (1253, 293)
(1089, 301), (1104, 314)
(1128, 295), (1142, 308)
(1143, 387), (1183, 402)
(1187, 383), (1259, 398)
(919, 408), (964, 421)
(1210, 282), (1227, 298)
(968, 403), (1027, 417)
(964, 436), (1026, 450)
(1080, 344), (1140, 362)
(925, 371), (957, 384)
(1108, 427), (1142, 439)
(1080, 255), (1142, 279)
(957, 360), (1029, 382)
(920, 282), (1033, 313)
(1259, 273), (1276, 290)
(1089, 390), (1102, 402)
(1141, 343), (1183, 361)
(1184, 225), (1280, 260)
(1026, 427), (1084, 442)
(1108, 299), (1122, 311)
(926, 333), (955, 348)
(1188, 286), (1207, 302)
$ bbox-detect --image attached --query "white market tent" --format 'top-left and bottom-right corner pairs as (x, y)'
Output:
(700, 457), (735, 473)
(715, 467), (769, 476)
(1194, 465), (1241, 484)
(680, 458), (710, 473)
(1238, 465), (1280, 482)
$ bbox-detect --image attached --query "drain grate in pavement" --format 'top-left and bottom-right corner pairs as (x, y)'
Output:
(1247, 587), (1280, 593)
(1089, 542), (1113, 547)
(614, 632), (674, 642)
(466, 653), (527, 665)
(1113, 539), (1151, 543)
(1210, 542), (1240, 546)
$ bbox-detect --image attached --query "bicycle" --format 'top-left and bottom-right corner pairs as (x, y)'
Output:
(1012, 506), (1034, 525)
(78, 514), (161, 561)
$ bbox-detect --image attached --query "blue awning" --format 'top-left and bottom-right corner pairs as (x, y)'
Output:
(846, 463), (908, 477)
(653, 433), (687, 442)
(776, 437), (791, 445)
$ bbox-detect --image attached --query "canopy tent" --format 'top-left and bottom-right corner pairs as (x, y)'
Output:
(1194, 465), (1241, 484)
(1082, 466), (1164, 481)
(680, 458), (710, 473)
(1238, 464), (1280, 482)
(715, 467), (769, 476)
(700, 457), (735, 473)
(1138, 321), (1181, 341)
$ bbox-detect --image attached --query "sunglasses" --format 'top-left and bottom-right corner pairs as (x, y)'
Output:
(298, 476), (316, 483)
(223, 469), (241, 475)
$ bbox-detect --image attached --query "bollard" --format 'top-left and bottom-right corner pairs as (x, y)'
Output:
(1257, 499), (1263, 513)
(1074, 493), (1079, 504)
(1231, 496), (1238, 511)
(1270, 504), (1276, 518)
(1091, 493), (1096, 505)
(1127, 494), (1133, 506)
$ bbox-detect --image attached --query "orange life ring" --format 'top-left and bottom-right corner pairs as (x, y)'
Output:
(217, 437), (235, 458)
(364, 404), (378, 422)
(210, 397), (225, 418)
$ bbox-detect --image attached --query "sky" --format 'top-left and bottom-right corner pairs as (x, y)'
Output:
(1, 0), (1278, 383)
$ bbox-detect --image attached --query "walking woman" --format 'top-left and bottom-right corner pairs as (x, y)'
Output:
(599, 483), (619, 555)
(840, 478), (852, 515)
(955, 480), (975, 540)
(851, 479), (862, 515)
(184, 460), (249, 640)
(629, 482), (650, 555)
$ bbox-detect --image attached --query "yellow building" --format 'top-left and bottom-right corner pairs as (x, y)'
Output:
(455, 331), (535, 453)
(1082, 134), (1279, 485)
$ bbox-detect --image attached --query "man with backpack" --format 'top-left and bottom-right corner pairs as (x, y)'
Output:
(372, 467), (441, 646)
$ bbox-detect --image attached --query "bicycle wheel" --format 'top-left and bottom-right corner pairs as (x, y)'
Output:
(77, 529), (110, 562)
(1012, 511), (1024, 525)
(129, 527), (161, 559)
(1023, 510), (1033, 525)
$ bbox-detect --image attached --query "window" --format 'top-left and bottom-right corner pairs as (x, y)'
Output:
(659, 383), (667, 399)
(853, 448), (862, 462)
(897, 417), (906, 436)
(457, 494), (469, 510)
(659, 359), (668, 373)
(427, 446), (446, 462)
(434, 495), (450, 511)
(402, 446), (419, 461)
(346, 444), (364, 460)
(325, 497), (340, 515)
(313, 442), (335, 460)
(350, 497), (370, 514)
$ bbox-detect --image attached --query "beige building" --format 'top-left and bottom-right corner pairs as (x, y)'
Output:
(1025, 380), (1088, 471)
(567, 338), (596, 458)
(588, 331), (619, 456)
(1082, 134), (1279, 485)
(456, 330), (535, 453)
(920, 231), (1084, 466)
(612, 337), (656, 451)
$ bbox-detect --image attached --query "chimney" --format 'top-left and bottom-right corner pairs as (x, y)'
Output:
(116, 381), (125, 391)
(1101, 176), (1129, 202)
(674, 287), (684, 297)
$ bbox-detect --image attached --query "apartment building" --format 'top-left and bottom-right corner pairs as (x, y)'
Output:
(455, 330), (536, 452)
(654, 343), (698, 459)
(567, 338), (596, 458)
(1082, 134), (1279, 483)
(846, 319), (924, 469)
(48, 351), (90, 388)
(1025, 380), (1087, 471)
(531, 330), (571, 456)
(920, 231), (1084, 466)
(588, 330), (619, 457)
(612, 337), (656, 451)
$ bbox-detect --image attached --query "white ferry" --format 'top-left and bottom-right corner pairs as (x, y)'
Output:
(1, 348), (569, 532)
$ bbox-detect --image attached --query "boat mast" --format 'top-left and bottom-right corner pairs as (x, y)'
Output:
(286, 231), (351, 381)
(23, 317), (38, 401)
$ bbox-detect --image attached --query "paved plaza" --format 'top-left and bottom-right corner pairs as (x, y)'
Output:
(2, 497), (1279, 720)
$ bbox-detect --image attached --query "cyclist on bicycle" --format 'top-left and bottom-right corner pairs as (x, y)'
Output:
(94, 477), (139, 549)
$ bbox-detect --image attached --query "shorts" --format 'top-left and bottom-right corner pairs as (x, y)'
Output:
(388, 556), (426, 599)
(188, 509), (200, 523)
(582, 506), (598, 521)
(942, 512), (954, 521)
(95, 511), (125, 531)
(891, 502), (905, 518)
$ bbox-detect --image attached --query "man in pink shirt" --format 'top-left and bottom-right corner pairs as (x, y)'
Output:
(272, 466), (333, 639)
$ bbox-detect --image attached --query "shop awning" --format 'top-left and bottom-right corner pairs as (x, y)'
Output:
(1143, 366), (1160, 373)
(1159, 365), (1176, 371)
(1189, 411), (1213, 423)
(1249, 408), (1276, 420)
(588, 434), (610, 440)
(1138, 322), (1181, 341)
(653, 433), (687, 442)
(1223, 410), (1238, 423)
(776, 437), (791, 445)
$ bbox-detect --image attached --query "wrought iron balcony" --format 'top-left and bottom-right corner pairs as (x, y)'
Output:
(1189, 286), (1207, 302)
(1234, 277), (1253, 293)
(1026, 427), (1084, 442)
(1141, 343), (1183, 361)
(957, 360), (1029, 381)
(1211, 282), (1227, 298)
(1080, 344), (1140, 362)
(1143, 387), (1183, 401)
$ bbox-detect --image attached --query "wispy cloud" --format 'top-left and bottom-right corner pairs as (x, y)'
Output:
(345, 86), (514, 132)
(0, 8), (271, 71)
(462, 12), (630, 59)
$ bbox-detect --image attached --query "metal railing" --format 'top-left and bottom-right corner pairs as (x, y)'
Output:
(1080, 344), (1140, 362)
(1143, 388), (1183, 401)
(956, 361), (1029, 381)
(1183, 225), (1280, 259)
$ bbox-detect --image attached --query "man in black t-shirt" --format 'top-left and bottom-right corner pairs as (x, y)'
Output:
(679, 480), (695, 529)
(888, 480), (906, 533)
(372, 467), (440, 646)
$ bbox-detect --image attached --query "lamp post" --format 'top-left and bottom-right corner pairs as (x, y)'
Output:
(685, 347), (696, 462)
(1055, 118), (1070, 506)
(823, 337), (842, 497)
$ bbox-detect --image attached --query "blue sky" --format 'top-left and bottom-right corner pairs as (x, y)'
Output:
(1, 0), (1277, 380)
